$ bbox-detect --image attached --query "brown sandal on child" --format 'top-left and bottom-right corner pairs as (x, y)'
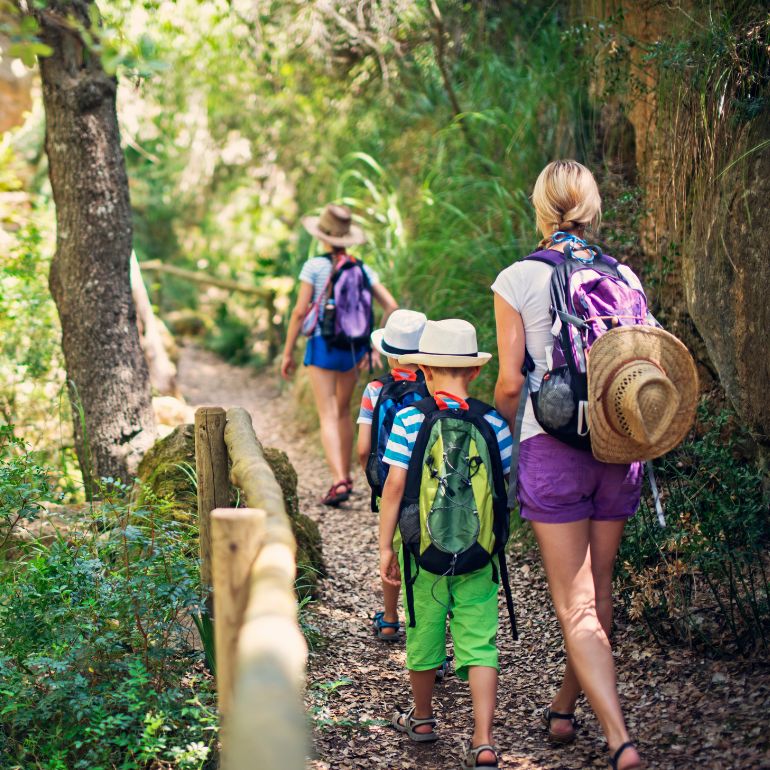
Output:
(461, 743), (499, 768)
(391, 706), (438, 743)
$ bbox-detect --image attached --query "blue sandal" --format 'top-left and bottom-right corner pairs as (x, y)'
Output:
(372, 611), (401, 641)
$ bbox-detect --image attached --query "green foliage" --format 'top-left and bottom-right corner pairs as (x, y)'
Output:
(0, 8), (53, 67)
(0, 425), (51, 550)
(0, 458), (218, 768)
(617, 404), (770, 655)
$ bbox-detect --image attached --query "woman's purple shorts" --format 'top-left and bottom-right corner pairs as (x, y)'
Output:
(517, 434), (643, 524)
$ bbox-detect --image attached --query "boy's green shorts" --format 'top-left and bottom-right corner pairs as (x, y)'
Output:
(398, 552), (499, 681)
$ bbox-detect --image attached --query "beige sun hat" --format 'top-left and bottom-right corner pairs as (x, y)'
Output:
(399, 319), (492, 368)
(301, 204), (366, 248)
(587, 326), (699, 463)
(371, 309), (428, 357)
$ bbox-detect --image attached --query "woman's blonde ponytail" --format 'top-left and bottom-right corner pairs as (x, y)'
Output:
(532, 160), (601, 247)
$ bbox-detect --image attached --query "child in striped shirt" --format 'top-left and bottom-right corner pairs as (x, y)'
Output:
(379, 319), (511, 770)
(357, 310), (428, 641)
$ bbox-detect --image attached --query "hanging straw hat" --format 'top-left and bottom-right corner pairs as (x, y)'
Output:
(371, 309), (428, 357)
(301, 204), (366, 248)
(587, 326), (699, 463)
(399, 319), (492, 368)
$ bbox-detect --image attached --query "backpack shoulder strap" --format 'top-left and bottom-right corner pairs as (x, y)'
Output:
(402, 398), (440, 497)
(412, 396), (439, 416)
(464, 400), (507, 496)
(523, 249), (564, 268)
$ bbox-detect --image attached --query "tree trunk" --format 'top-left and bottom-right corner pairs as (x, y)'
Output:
(36, 1), (155, 490)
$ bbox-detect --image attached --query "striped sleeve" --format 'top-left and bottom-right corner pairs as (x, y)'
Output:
(298, 258), (318, 285)
(357, 380), (384, 425)
(383, 407), (425, 470)
(484, 409), (513, 476)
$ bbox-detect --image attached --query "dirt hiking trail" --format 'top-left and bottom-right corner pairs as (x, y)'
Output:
(178, 347), (769, 770)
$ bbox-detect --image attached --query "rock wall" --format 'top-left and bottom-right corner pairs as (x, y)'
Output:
(575, 0), (770, 450)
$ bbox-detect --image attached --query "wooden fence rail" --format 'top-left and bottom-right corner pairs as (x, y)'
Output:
(196, 406), (308, 770)
(142, 259), (282, 360)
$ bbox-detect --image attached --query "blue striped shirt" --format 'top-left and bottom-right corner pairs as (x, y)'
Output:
(298, 255), (379, 337)
(383, 395), (512, 475)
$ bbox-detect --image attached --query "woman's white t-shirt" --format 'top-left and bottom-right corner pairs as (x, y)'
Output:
(491, 254), (643, 443)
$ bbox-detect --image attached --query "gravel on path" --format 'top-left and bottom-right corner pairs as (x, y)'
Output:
(178, 347), (769, 770)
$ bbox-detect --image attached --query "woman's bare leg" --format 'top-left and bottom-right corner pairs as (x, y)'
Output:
(307, 365), (346, 482)
(531, 520), (640, 768)
(335, 366), (359, 481)
(549, 519), (626, 735)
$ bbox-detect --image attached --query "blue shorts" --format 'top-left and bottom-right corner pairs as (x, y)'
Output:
(303, 336), (367, 372)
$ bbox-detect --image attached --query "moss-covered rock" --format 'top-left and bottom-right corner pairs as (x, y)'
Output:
(136, 424), (198, 521)
(137, 427), (325, 594)
(263, 446), (326, 596)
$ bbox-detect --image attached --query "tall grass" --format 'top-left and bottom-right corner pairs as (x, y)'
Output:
(315, 16), (593, 399)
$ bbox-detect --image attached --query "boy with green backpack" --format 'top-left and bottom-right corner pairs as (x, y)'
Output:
(378, 319), (516, 770)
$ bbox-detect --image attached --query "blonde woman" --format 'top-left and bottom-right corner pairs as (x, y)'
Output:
(282, 204), (398, 506)
(492, 161), (643, 770)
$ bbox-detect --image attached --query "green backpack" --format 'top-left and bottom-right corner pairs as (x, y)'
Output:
(398, 397), (518, 639)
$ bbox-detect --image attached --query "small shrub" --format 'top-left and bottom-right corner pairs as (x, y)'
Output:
(0, 425), (51, 550)
(0, 464), (218, 769)
(617, 403), (770, 656)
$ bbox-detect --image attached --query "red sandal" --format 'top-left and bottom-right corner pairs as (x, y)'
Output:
(321, 480), (350, 507)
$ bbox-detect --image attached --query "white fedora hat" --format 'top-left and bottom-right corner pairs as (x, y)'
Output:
(399, 319), (492, 368)
(371, 309), (428, 357)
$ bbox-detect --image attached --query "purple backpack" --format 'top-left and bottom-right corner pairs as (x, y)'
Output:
(525, 243), (651, 450)
(322, 256), (374, 349)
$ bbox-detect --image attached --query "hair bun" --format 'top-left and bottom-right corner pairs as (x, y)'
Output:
(558, 220), (579, 231)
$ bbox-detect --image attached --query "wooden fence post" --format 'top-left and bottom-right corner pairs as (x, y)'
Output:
(210, 507), (266, 718)
(266, 289), (280, 362)
(195, 407), (229, 609)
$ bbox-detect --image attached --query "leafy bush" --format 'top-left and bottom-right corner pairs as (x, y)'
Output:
(0, 458), (218, 769)
(617, 403), (770, 655)
(0, 426), (51, 550)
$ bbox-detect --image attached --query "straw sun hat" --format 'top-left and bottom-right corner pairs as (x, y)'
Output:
(587, 326), (699, 464)
(301, 204), (366, 248)
(399, 319), (492, 368)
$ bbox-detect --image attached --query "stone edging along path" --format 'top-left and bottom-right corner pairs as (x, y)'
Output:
(177, 347), (769, 770)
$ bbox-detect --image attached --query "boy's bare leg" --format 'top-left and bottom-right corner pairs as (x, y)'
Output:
(468, 666), (498, 763)
(380, 580), (400, 636)
(408, 668), (437, 733)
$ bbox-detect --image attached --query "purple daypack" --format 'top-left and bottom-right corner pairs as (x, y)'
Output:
(322, 255), (374, 349)
(525, 244), (650, 450)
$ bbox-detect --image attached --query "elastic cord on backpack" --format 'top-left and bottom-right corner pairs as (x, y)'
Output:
(429, 554), (458, 620)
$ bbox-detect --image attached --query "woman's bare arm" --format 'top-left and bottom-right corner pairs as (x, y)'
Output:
(281, 281), (314, 379)
(372, 282), (399, 323)
(493, 292), (526, 428)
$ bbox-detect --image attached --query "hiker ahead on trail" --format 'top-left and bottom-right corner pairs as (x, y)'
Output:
(281, 203), (398, 506)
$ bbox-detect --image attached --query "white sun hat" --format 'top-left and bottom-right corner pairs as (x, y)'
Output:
(370, 309), (428, 357)
(398, 319), (492, 368)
